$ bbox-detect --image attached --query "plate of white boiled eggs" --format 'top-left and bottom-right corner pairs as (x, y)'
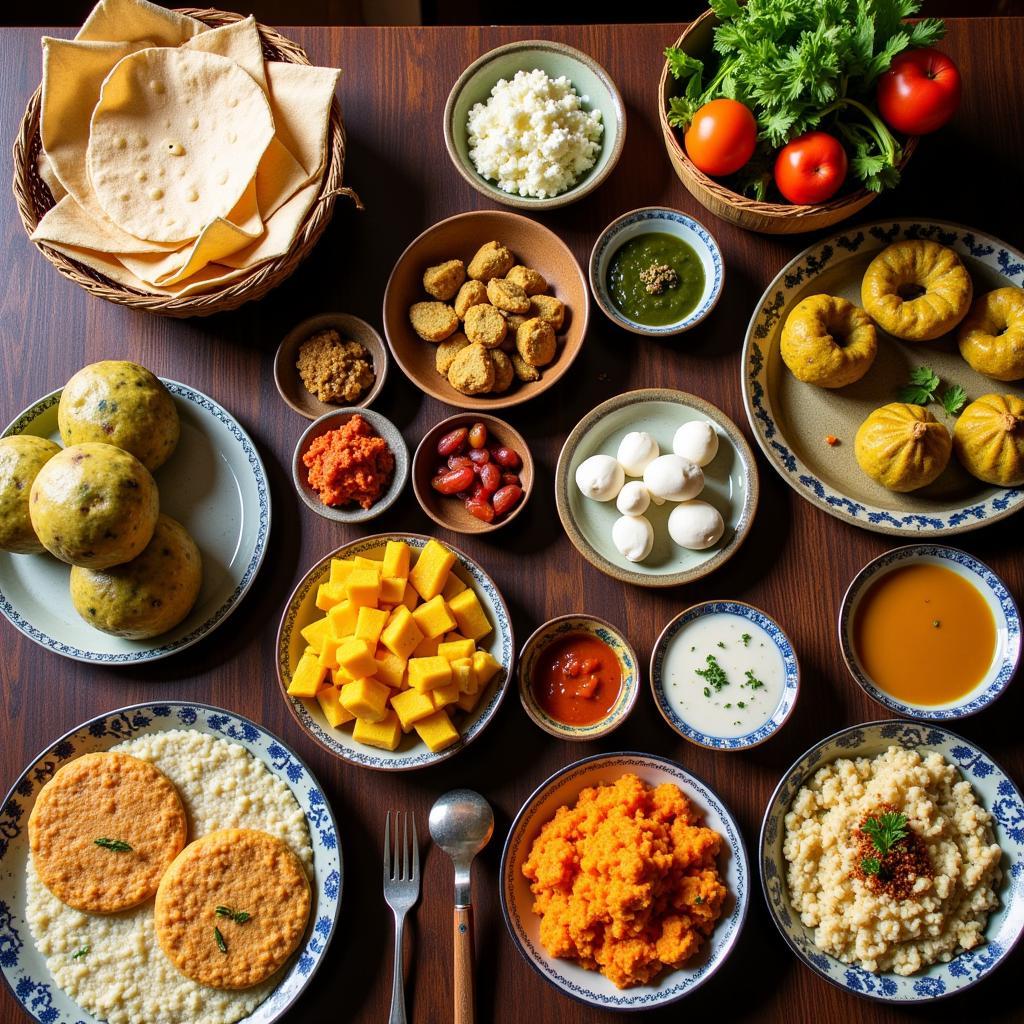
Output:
(554, 389), (760, 587)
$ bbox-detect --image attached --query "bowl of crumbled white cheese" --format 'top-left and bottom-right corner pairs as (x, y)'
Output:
(444, 41), (626, 209)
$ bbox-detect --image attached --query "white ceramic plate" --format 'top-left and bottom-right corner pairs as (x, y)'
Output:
(761, 720), (1024, 1002)
(0, 702), (342, 1024)
(276, 533), (514, 771)
(501, 751), (749, 1010)
(0, 381), (270, 662)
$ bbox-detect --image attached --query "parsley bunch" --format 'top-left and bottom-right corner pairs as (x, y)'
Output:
(665, 0), (945, 197)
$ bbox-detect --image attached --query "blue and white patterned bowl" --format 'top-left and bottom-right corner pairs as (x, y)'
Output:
(650, 600), (800, 750)
(0, 702), (342, 1024)
(760, 720), (1024, 1003)
(0, 382), (270, 663)
(276, 534), (514, 771)
(517, 615), (640, 740)
(500, 751), (749, 1011)
(839, 545), (1021, 720)
(588, 207), (724, 336)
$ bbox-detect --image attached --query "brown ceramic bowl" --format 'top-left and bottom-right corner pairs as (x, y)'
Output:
(274, 313), (388, 419)
(382, 210), (589, 410)
(412, 413), (533, 534)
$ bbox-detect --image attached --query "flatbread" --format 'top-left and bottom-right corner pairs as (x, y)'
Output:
(76, 0), (202, 46)
(182, 16), (267, 92)
(264, 62), (340, 181)
(87, 47), (274, 243)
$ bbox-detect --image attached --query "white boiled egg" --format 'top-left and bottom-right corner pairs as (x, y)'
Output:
(668, 500), (724, 550)
(615, 481), (651, 516)
(612, 514), (654, 562)
(643, 454), (703, 502)
(673, 420), (719, 467)
(575, 454), (624, 502)
(616, 431), (659, 477)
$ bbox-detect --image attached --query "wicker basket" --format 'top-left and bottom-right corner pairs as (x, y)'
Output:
(658, 9), (917, 235)
(12, 8), (361, 317)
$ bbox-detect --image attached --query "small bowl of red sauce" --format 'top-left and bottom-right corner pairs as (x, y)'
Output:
(518, 614), (639, 740)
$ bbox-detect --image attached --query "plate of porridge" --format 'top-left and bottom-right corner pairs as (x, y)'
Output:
(0, 702), (342, 1024)
(760, 720), (1024, 1002)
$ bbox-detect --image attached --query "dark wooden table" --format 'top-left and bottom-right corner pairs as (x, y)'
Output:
(2, 18), (1022, 1024)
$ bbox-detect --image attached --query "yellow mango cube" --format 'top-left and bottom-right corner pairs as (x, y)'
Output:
(390, 688), (437, 732)
(399, 582), (420, 612)
(327, 600), (359, 640)
(329, 558), (356, 585)
(472, 650), (502, 687)
(448, 589), (492, 641)
(412, 633), (440, 658)
(382, 540), (411, 580)
(331, 665), (354, 687)
(379, 576), (405, 605)
(317, 686), (355, 727)
(345, 569), (381, 608)
(353, 709), (402, 751)
(339, 676), (392, 723)
(451, 656), (477, 695)
(355, 606), (389, 648)
(408, 656), (452, 692)
(409, 539), (456, 601)
(300, 616), (331, 653)
(373, 648), (407, 688)
(287, 653), (327, 697)
(354, 555), (382, 572)
(413, 710), (460, 753)
(317, 635), (341, 671)
(412, 594), (457, 640)
(456, 687), (485, 714)
(430, 681), (460, 709)
(336, 637), (378, 679)
(438, 638), (475, 662)
(316, 581), (346, 611)
(441, 571), (467, 602)
(380, 605), (424, 660)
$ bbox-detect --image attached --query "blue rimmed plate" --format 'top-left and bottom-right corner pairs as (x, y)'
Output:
(589, 207), (724, 336)
(500, 751), (749, 1010)
(742, 220), (1024, 536)
(760, 720), (1024, 1003)
(276, 533), (514, 771)
(0, 381), (270, 662)
(650, 600), (800, 750)
(517, 614), (639, 740)
(839, 545), (1021, 720)
(0, 702), (342, 1024)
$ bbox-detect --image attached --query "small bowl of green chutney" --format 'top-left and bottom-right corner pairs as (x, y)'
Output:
(589, 207), (724, 336)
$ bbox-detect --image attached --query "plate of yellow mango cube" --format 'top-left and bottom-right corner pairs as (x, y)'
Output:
(276, 534), (514, 769)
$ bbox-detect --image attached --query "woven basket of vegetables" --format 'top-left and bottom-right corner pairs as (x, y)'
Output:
(657, 1), (955, 235)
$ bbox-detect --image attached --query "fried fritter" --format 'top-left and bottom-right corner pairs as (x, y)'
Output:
(486, 278), (530, 314)
(423, 260), (466, 301)
(516, 317), (557, 367)
(467, 240), (514, 281)
(490, 350), (515, 393)
(435, 332), (470, 376)
(529, 294), (565, 331)
(506, 265), (547, 295)
(464, 303), (508, 348)
(454, 279), (488, 319)
(511, 353), (540, 382)
(409, 301), (459, 342)
(448, 344), (496, 395)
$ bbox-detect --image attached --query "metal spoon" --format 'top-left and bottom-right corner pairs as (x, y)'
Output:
(429, 789), (494, 1024)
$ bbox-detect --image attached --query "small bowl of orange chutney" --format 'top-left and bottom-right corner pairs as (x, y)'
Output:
(518, 615), (639, 740)
(839, 545), (1020, 720)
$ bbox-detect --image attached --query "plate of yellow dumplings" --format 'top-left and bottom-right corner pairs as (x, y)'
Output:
(276, 534), (514, 770)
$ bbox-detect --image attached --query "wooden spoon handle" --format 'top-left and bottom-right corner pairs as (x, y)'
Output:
(454, 905), (474, 1024)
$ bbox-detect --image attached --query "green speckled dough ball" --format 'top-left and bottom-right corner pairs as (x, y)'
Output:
(59, 361), (180, 471)
(29, 443), (159, 568)
(0, 436), (62, 553)
(70, 514), (202, 639)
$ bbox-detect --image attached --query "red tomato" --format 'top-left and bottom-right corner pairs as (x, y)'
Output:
(878, 48), (961, 135)
(684, 99), (757, 177)
(773, 132), (848, 204)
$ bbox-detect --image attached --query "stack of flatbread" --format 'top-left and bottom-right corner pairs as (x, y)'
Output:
(32, 0), (340, 297)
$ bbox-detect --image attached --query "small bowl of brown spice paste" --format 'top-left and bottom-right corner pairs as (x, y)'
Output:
(275, 313), (388, 419)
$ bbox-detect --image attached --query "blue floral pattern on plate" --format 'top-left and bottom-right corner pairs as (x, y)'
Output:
(0, 382), (270, 662)
(839, 546), (1021, 720)
(741, 220), (1024, 535)
(760, 720), (1024, 1003)
(0, 702), (341, 1024)
(277, 534), (514, 770)
(500, 752), (748, 1010)
(650, 601), (800, 750)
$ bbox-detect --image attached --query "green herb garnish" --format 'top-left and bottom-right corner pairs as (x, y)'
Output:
(215, 906), (251, 924)
(738, 701), (746, 709)
(741, 633), (751, 647)
(861, 856), (882, 877)
(694, 895), (704, 905)
(717, 641), (726, 649)
(695, 654), (729, 693)
(898, 366), (941, 406)
(862, 811), (909, 863)
(941, 384), (968, 416)
(743, 669), (765, 690)
(214, 927), (228, 954)
(71, 946), (89, 960)
(703, 686), (711, 698)
(94, 838), (132, 852)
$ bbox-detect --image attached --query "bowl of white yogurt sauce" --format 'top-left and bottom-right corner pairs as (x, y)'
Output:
(650, 600), (799, 750)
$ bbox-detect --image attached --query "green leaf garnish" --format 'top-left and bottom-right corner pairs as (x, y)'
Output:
(744, 669), (765, 690)
(741, 633), (751, 647)
(71, 945), (89, 960)
(214, 927), (227, 954)
(215, 906), (251, 924)
(862, 810), (909, 858)
(898, 366), (941, 406)
(941, 384), (968, 416)
(696, 654), (729, 693)
(861, 856), (881, 877)
(94, 838), (132, 852)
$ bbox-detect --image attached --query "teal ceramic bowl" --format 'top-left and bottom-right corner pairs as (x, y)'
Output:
(518, 615), (639, 740)
(443, 40), (626, 210)
(555, 389), (759, 587)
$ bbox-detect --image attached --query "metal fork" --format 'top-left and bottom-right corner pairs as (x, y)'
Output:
(383, 810), (420, 1024)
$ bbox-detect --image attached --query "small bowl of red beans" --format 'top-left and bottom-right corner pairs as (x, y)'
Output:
(517, 614), (640, 741)
(412, 413), (533, 534)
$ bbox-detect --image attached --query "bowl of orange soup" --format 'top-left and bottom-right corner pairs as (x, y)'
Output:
(839, 545), (1020, 720)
